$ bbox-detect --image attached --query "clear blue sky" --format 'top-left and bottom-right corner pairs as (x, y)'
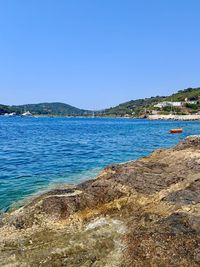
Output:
(0, 0), (200, 110)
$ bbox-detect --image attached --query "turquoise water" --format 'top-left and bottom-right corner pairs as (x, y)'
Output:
(0, 117), (199, 212)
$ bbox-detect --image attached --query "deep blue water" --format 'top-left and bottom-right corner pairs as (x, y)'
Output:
(0, 117), (199, 211)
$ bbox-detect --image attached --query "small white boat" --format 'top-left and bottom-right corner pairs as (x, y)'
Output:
(4, 113), (16, 117)
(21, 111), (33, 117)
(8, 112), (16, 116)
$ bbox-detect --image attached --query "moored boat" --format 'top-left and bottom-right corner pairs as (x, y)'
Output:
(4, 112), (16, 117)
(170, 128), (183, 134)
(21, 111), (33, 117)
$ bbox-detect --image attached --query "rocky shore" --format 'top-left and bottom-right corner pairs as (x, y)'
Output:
(0, 136), (200, 266)
(148, 114), (200, 120)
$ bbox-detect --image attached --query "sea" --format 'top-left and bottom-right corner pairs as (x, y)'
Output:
(0, 117), (199, 212)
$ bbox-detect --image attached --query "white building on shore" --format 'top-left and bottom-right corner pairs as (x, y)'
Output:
(154, 101), (182, 108)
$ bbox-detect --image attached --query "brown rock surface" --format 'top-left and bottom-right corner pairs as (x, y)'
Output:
(0, 136), (200, 266)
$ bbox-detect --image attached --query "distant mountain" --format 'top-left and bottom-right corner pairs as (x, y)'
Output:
(11, 102), (93, 117)
(0, 102), (92, 117)
(97, 87), (200, 117)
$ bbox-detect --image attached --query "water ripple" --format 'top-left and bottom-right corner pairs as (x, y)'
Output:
(0, 117), (199, 211)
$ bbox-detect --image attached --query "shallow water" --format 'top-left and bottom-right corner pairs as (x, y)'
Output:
(0, 117), (199, 211)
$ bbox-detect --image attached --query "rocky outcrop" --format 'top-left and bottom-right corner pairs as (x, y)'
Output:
(0, 136), (200, 266)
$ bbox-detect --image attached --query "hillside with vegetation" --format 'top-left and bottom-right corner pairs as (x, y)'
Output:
(97, 87), (200, 117)
(11, 103), (93, 117)
(165, 87), (200, 101)
(96, 96), (165, 117)
(0, 87), (200, 117)
(0, 102), (93, 117)
(0, 104), (13, 115)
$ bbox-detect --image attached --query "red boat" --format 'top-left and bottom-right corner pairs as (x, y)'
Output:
(170, 128), (183, 134)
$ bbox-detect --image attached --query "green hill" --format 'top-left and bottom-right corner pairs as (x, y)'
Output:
(11, 102), (92, 117)
(0, 102), (92, 117)
(0, 104), (13, 115)
(165, 87), (200, 101)
(97, 97), (163, 117)
(97, 96), (165, 117)
(97, 87), (200, 117)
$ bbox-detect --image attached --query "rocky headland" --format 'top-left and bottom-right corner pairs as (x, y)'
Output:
(0, 136), (200, 266)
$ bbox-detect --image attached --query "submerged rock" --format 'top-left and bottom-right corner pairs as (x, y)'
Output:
(0, 136), (200, 266)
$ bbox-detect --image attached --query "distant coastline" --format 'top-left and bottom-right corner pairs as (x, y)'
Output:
(1, 87), (200, 118)
(1, 114), (200, 121)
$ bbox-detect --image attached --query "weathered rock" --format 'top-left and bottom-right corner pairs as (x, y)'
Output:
(0, 136), (200, 266)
